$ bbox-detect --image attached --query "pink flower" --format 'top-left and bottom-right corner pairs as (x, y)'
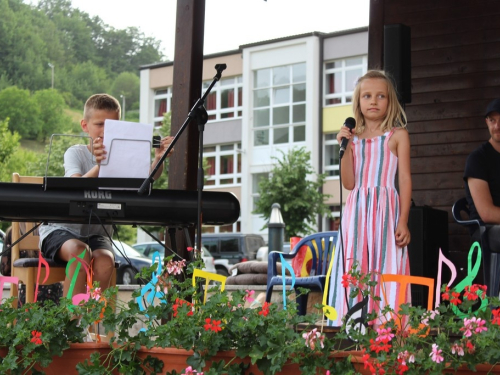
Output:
(397, 350), (415, 366)
(451, 343), (465, 356)
(182, 366), (203, 375)
(375, 327), (394, 343)
(187, 247), (193, 252)
(421, 309), (439, 326)
(430, 343), (444, 363)
(302, 328), (325, 350)
(166, 259), (186, 275)
(461, 317), (488, 337)
(244, 289), (255, 302)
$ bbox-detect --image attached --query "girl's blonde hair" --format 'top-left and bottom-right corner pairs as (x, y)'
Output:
(352, 70), (407, 134)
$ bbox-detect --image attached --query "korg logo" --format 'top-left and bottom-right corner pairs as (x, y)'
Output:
(84, 190), (112, 199)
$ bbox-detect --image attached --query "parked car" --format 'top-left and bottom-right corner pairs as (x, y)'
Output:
(112, 240), (153, 285)
(256, 242), (291, 262)
(197, 233), (266, 276)
(0, 229), (4, 254)
(131, 241), (217, 274)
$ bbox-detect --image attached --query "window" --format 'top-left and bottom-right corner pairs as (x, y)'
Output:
(251, 172), (269, 211)
(253, 63), (306, 146)
(324, 133), (340, 177)
(324, 56), (367, 106)
(324, 205), (341, 231)
(204, 76), (243, 121)
(153, 88), (172, 127)
(204, 143), (242, 187)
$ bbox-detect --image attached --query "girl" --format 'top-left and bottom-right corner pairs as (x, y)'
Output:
(327, 70), (412, 327)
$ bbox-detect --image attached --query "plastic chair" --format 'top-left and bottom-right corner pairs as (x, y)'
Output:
(266, 231), (338, 315)
(380, 274), (434, 331)
(452, 197), (500, 298)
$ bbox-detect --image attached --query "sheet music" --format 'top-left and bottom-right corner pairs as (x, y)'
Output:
(98, 120), (153, 180)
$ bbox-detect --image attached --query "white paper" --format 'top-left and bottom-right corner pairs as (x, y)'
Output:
(98, 120), (153, 179)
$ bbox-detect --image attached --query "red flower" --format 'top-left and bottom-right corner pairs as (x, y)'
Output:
(492, 308), (500, 325)
(173, 298), (193, 318)
(203, 318), (222, 332)
(31, 330), (42, 345)
(259, 302), (271, 317)
(369, 338), (391, 354)
(211, 319), (222, 332)
(450, 291), (462, 306)
(203, 318), (212, 331)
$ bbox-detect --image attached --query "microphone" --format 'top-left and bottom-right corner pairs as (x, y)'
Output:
(339, 117), (356, 160)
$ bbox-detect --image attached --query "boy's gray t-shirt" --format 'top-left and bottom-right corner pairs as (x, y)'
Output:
(39, 145), (114, 245)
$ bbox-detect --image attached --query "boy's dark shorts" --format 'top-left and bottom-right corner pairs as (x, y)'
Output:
(41, 230), (114, 264)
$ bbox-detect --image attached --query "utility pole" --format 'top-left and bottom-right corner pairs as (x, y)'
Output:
(48, 63), (54, 89)
(120, 95), (126, 120)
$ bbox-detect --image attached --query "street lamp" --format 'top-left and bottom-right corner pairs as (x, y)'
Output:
(120, 95), (126, 120)
(268, 203), (285, 253)
(48, 63), (54, 89)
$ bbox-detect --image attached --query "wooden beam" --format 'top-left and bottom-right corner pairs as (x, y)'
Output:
(168, 0), (206, 257)
(368, 0), (384, 69)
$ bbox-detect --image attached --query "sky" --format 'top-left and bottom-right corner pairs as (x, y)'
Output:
(55, 0), (370, 60)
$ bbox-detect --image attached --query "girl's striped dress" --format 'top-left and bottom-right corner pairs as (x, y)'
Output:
(327, 129), (411, 327)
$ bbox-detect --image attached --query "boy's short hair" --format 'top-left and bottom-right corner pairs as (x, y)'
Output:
(83, 94), (121, 120)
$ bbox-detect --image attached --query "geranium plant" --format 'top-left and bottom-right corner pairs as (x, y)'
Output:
(339, 262), (500, 374)
(2, 253), (500, 375)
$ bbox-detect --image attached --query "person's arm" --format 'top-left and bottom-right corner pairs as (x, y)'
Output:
(394, 128), (412, 247)
(336, 127), (355, 190)
(65, 138), (105, 178)
(151, 136), (174, 180)
(468, 177), (500, 224)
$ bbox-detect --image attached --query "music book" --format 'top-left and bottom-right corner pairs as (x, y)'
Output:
(98, 120), (153, 184)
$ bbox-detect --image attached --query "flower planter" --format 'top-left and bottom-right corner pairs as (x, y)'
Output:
(137, 347), (302, 374)
(0, 342), (115, 375)
(347, 351), (500, 375)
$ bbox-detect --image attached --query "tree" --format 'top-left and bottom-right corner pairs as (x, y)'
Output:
(253, 147), (332, 238)
(33, 89), (72, 142)
(0, 86), (41, 139)
(110, 72), (140, 112)
(0, 118), (41, 182)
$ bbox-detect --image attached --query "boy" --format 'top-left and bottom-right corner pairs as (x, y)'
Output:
(39, 93), (173, 297)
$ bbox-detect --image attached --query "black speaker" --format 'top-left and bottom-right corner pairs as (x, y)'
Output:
(407, 206), (449, 308)
(384, 24), (411, 104)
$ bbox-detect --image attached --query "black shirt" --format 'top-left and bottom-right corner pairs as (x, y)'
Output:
(464, 142), (500, 223)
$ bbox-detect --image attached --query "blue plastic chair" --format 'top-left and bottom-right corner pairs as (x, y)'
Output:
(265, 231), (338, 315)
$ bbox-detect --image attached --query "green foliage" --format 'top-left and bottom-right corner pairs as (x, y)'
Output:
(0, 0), (165, 111)
(0, 118), (42, 182)
(61, 61), (111, 105)
(33, 89), (72, 141)
(110, 72), (140, 112)
(0, 86), (41, 139)
(253, 147), (332, 238)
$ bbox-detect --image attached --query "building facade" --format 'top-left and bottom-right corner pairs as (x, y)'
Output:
(139, 27), (368, 241)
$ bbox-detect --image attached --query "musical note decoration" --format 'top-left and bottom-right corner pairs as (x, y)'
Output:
(279, 253), (295, 310)
(192, 269), (227, 305)
(322, 246), (337, 321)
(449, 242), (488, 318)
(34, 251), (51, 303)
(136, 251), (167, 331)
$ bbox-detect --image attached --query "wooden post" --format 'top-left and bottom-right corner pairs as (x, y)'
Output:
(169, 0), (206, 259)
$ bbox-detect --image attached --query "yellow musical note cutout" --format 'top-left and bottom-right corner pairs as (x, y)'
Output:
(322, 246), (337, 321)
(192, 269), (227, 304)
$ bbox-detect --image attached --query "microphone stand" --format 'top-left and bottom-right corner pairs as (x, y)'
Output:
(138, 64), (227, 257)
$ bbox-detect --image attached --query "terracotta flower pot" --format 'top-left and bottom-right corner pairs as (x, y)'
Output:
(0, 342), (115, 375)
(136, 347), (302, 374)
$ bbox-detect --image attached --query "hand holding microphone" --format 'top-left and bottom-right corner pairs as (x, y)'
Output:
(338, 117), (356, 160)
